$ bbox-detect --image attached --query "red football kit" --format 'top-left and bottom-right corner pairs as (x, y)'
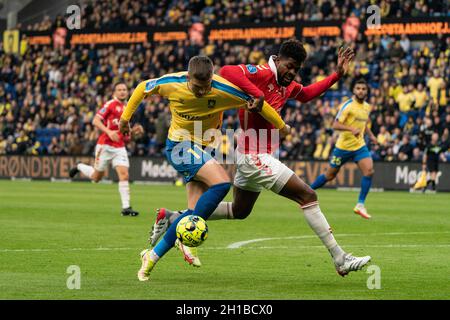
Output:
(95, 98), (130, 148)
(220, 56), (340, 153)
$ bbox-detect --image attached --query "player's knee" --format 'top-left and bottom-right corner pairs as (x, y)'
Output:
(232, 205), (252, 220)
(302, 186), (318, 204)
(119, 173), (129, 181)
(91, 171), (103, 183)
(366, 167), (375, 176)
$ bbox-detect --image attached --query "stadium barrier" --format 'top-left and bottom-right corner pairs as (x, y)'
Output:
(1, 155), (449, 191)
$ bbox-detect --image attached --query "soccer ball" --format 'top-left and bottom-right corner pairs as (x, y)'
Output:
(176, 215), (208, 247)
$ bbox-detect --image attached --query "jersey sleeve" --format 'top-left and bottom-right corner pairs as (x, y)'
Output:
(335, 102), (350, 123)
(96, 102), (112, 121)
(291, 72), (340, 102)
(121, 78), (161, 121)
(219, 65), (264, 98)
(259, 101), (285, 129)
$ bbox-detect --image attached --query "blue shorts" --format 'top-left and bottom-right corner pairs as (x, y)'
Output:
(329, 145), (371, 168)
(165, 139), (215, 183)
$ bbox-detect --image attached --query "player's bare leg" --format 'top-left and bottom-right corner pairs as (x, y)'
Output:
(115, 165), (138, 216)
(69, 162), (104, 181)
(354, 157), (374, 219)
(209, 186), (261, 220)
(310, 164), (341, 189)
(278, 174), (371, 276)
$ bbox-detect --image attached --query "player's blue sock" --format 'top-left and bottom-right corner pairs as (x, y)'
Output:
(311, 174), (328, 190)
(358, 176), (372, 204)
(153, 182), (231, 258)
(152, 209), (193, 257)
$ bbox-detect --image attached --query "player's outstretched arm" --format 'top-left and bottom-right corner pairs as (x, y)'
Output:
(120, 81), (147, 135)
(292, 46), (355, 103)
(294, 73), (341, 103)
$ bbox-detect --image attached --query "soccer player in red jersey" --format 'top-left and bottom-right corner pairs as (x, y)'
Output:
(69, 82), (143, 216)
(151, 40), (372, 276)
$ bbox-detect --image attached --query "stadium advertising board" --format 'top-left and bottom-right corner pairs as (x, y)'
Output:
(1, 156), (449, 191)
(17, 17), (449, 49)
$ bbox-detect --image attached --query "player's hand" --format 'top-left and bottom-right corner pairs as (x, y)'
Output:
(351, 128), (361, 137)
(280, 124), (291, 138)
(119, 119), (130, 135)
(131, 124), (144, 139)
(107, 130), (120, 142)
(248, 96), (264, 113)
(337, 46), (355, 76)
(370, 136), (378, 145)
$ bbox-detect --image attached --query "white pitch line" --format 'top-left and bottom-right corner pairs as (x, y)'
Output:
(1, 243), (450, 253)
(0, 247), (135, 253)
(1, 232), (449, 253)
(226, 231), (450, 249)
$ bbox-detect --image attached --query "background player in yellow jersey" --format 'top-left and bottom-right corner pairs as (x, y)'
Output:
(311, 78), (378, 219)
(119, 56), (289, 281)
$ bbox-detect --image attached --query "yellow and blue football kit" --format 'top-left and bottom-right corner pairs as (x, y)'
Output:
(121, 71), (285, 182)
(330, 98), (372, 168)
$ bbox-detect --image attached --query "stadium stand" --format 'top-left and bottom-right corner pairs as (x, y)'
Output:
(0, 0), (449, 162)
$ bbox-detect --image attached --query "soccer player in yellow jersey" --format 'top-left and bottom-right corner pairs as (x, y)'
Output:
(118, 56), (289, 281)
(311, 78), (378, 219)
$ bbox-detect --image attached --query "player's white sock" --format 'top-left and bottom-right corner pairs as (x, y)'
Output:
(301, 202), (345, 262)
(149, 249), (160, 263)
(208, 202), (234, 220)
(118, 181), (130, 209)
(77, 163), (94, 179)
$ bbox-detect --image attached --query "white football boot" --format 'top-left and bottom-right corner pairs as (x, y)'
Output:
(335, 253), (371, 277)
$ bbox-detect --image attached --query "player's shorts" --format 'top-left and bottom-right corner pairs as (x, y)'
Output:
(234, 152), (294, 193)
(426, 158), (439, 172)
(329, 145), (371, 168)
(94, 144), (129, 172)
(165, 139), (215, 183)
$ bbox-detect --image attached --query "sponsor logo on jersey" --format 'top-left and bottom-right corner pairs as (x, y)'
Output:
(246, 64), (257, 74)
(207, 99), (216, 108)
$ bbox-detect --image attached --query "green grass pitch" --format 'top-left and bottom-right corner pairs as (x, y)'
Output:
(1, 180), (449, 300)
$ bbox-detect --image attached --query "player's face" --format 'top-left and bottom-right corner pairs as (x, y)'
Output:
(114, 84), (129, 102)
(353, 84), (368, 101)
(188, 76), (212, 98)
(275, 56), (301, 87)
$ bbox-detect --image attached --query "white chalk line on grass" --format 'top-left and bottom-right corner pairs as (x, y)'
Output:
(1, 244), (450, 253)
(227, 231), (450, 249)
(1, 231), (449, 253)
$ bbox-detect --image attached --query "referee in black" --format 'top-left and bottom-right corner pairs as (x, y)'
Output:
(422, 132), (448, 193)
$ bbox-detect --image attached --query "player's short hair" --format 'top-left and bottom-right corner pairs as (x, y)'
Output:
(352, 78), (368, 91)
(113, 81), (127, 91)
(188, 56), (213, 81)
(278, 40), (307, 65)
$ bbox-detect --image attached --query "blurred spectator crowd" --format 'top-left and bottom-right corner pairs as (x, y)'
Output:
(1, 1), (449, 163)
(21, 0), (448, 31)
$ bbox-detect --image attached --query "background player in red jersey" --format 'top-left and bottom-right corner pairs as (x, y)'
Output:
(151, 40), (371, 276)
(69, 82), (143, 216)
